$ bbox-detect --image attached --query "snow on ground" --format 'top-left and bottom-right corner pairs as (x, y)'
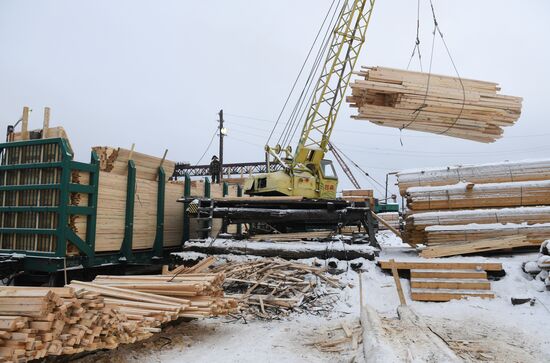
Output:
(74, 231), (550, 363)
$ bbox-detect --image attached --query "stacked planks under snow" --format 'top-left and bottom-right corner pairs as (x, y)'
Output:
(347, 66), (522, 143)
(397, 159), (550, 256)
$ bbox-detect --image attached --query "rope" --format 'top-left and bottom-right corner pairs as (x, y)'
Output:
(194, 127), (218, 166)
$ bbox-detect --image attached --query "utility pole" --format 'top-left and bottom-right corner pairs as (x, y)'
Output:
(218, 109), (224, 183)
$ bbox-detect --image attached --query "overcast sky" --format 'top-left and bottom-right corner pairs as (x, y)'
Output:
(1, 0), (549, 199)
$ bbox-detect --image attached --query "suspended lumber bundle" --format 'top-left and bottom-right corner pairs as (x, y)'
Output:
(348, 66), (522, 143)
(396, 159), (550, 196)
(341, 189), (375, 206)
(424, 222), (550, 246)
(405, 180), (550, 211)
(404, 206), (550, 245)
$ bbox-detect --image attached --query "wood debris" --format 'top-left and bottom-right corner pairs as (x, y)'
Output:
(305, 320), (362, 355)
(208, 258), (345, 320)
(348, 66), (522, 143)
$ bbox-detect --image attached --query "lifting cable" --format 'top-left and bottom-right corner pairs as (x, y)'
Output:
(331, 142), (386, 194)
(266, 0), (340, 147)
(278, 1), (343, 150)
(406, 0), (423, 72)
(194, 126), (218, 166)
(399, 0), (466, 141)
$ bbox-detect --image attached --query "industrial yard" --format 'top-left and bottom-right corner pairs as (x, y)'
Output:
(0, 0), (549, 362)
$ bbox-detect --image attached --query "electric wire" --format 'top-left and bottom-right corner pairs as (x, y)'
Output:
(194, 127), (218, 166)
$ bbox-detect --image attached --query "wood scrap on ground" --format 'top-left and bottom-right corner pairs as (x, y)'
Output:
(305, 320), (362, 356)
(208, 258), (346, 320)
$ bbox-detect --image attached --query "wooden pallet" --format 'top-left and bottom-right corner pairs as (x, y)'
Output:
(379, 260), (500, 302)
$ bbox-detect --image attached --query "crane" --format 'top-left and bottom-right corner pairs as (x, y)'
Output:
(244, 0), (376, 199)
(328, 142), (362, 190)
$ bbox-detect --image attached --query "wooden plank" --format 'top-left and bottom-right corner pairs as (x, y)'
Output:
(389, 259), (407, 306)
(410, 269), (487, 279)
(410, 278), (491, 290)
(378, 260), (502, 271)
(411, 288), (495, 302)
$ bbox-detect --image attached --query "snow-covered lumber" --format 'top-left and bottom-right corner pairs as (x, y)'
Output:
(404, 206), (550, 245)
(405, 180), (550, 211)
(396, 159), (550, 196)
(182, 239), (377, 261)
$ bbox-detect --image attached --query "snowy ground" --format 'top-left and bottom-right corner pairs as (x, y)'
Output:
(74, 232), (550, 363)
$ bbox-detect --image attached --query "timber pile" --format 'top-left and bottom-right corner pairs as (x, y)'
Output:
(522, 240), (550, 290)
(424, 223), (550, 246)
(376, 212), (400, 231)
(348, 66), (522, 143)
(341, 189), (375, 206)
(396, 159), (550, 254)
(404, 206), (550, 245)
(379, 260), (502, 302)
(0, 273), (236, 362)
(404, 180), (550, 211)
(396, 159), (550, 196)
(210, 258), (345, 320)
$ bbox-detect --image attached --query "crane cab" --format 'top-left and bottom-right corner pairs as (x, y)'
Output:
(244, 159), (338, 199)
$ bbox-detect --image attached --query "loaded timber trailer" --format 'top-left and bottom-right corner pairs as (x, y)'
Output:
(0, 133), (185, 285)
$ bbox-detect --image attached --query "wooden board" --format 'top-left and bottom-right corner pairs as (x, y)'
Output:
(378, 260), (503, 271)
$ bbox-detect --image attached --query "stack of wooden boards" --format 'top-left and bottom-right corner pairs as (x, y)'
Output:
(379, 260), (502, 302)
(347, 66), (522, 143)
(376, 212), (400, 231)
(398, 159), (550, 257)
(341, 189), (375, 206)
(0, 271), (236, 362)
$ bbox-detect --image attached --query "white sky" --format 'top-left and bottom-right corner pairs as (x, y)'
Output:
(1, 0), (549, 199)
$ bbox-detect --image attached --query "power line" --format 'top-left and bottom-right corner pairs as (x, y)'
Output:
(194, 127), (218, 166)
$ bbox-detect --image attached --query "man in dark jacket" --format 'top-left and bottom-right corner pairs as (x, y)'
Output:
(210, 155), (221, 183)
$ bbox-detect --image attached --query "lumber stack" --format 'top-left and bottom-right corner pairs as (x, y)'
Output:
(522, 240), (550, 290)
(396, 159), (550, 196)
(404, 206), (550, 246)
(379, 260), (502, 302)
(404, 180), (550, 211)
(396, 158), (550, 256)
(376, 212), (400, 231)
(348, 66), (522, 143)
(0, 272), (237, 362)
(341, 189), (375, 206)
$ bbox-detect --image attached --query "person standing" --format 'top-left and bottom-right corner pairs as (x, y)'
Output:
(210, 155), (221, 183)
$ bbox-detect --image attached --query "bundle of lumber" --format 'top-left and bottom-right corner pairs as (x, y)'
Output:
(522, 240), (550, 290)
(0, 272), (236, 362)
(404, 206), (550, 246)
(210, 258), (345, 320)
(396, 159), (550, 196)
(90, 274), (237, 318)
(424, 223), (550, 247)
(376, 212), (400, 231)
(348, 66), (522, 143)
(341, 189), (375, 206)
(378, 260), (502, 302)
(405, 180), (550, 211)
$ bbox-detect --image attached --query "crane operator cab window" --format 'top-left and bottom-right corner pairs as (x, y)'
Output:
(320, 159), (337, 179)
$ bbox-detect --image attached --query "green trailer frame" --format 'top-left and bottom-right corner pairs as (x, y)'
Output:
(0, 137), (189, 274)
